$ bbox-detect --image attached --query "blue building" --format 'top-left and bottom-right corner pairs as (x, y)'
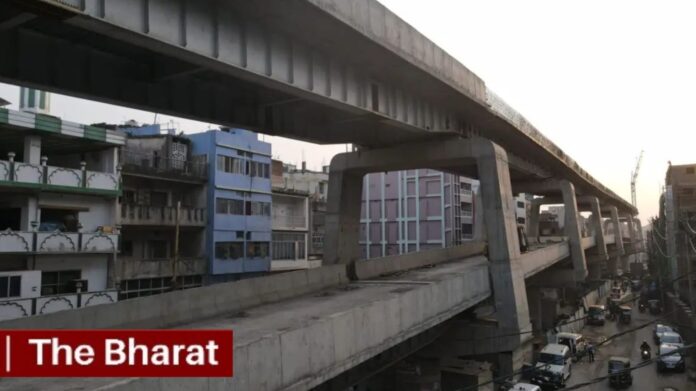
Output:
(188, 128), (272, 282)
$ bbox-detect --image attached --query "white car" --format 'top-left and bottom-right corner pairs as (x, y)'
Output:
(657, 343), (686, 372)
(509, 383), (541, 391)
(531, 344), (572, 388)
(653, 324), (675, 345)
(660, 331), (684, 347)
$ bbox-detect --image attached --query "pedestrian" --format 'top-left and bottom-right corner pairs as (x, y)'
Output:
(587, 342), (596, 363)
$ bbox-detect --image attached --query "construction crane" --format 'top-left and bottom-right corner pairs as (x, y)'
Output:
(631, 150), (644, 207)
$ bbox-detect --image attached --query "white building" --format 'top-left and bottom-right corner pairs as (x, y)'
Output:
(0, 106), (123, 320)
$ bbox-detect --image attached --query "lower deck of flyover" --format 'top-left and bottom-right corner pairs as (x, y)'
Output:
(0, 254), (491, 391)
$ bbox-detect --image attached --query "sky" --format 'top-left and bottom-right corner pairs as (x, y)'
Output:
(2, 0), (695, 221)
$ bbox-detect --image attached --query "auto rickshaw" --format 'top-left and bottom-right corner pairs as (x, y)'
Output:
(619, 305), (631, 324)
(608, 356), (632, 388)
(607, 298), (621, 320)
(648, 299), (662, 315)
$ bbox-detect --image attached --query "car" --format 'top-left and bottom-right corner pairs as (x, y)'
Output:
(587, 305), (606, 326)
(608, 356), (632, 388)
(660, 331), (684, 347)
(531, 344), (572, 389)
(509, 383), (541, 391)
(657, 343), (686, 372)
(653, 324), (675, 345)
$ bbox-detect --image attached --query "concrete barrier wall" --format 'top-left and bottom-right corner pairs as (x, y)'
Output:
(353, 241), (486, 280)
(101, 257), (492, 391)
(0, 265), (349, 329)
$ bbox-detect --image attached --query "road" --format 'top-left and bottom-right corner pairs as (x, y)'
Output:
(564, 303), (693, 390)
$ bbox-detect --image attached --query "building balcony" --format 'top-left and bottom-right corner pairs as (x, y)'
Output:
(0, 157), (119, 196)
(120, 204), (206, 227)
(0, 290), (118, 322)
(272, 214), (308, 231)
(121, 150), (207, 182)
(0, 230), (118, 254)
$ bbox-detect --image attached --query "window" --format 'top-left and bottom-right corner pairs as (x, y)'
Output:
(0, 276), (21, 298)
(245, 201), (271, 216)
(147, 240), (168, 259)
(318, 182), (325, 195)
(121, 240), (133, 257)
(215, 242), (243, 260)
(687, 167), (695, 174)
(272, 232), (306, 260)
(517, 217), (526, 224)
(122, 190), (137, 204)
(247, 242), (269, 258)
(216, 198), (244, 215)
(517, 201), (525, 208)
(41, 270), (81, 296)
(217, 155), (245, 174)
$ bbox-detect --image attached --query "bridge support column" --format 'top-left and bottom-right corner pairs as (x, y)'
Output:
(324, 167), (363, 265)
(560, 180), (588, 282)
(609, 206), (624, 276)
(476, 141), (530, 335)
(476, 141), (532, 379)
(625, 214), (637, 269)
(587, 197), (608, 259)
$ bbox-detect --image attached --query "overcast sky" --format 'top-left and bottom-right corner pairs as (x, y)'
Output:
(2, 0), (694, 222)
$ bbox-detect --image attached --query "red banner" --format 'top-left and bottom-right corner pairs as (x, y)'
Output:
(0, 330), (233, 377)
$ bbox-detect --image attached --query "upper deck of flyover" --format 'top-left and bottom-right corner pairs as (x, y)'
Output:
(2, 0), (634, 213)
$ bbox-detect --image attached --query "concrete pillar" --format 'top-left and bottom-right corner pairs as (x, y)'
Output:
(634, 217), (644, 253)
(23, 135), (41, 165)
(610, 206), (624, 254)
(560, 180), (588, 282)
(626, 215), (637, 261)
(526, 286), (542, 332)
(475, 139), (530, 352)
(324, 166), (364, 265)
(587, 197), (608, 260)
(20, 197), (39, 231)
(528, 199), (542, 243)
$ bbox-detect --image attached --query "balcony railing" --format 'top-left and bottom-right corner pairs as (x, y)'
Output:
(0, 230), (118, 254)
(121, 150), (207, 181)
(120, 204), (206, 227)
(272, 214), (307, 230)
(0, 290), (118, 322)
(0, 156), (120, 194)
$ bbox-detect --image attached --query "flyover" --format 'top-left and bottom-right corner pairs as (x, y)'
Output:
(0, 0), (644, 388)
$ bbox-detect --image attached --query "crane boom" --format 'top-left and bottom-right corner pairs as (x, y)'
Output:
(631, 150), (644, 207)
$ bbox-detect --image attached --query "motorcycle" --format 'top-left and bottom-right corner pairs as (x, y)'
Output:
(639, 303), (646, 313)
(641, 348), (651, 360)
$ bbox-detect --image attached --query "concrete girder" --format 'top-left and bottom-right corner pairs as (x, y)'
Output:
(324, 136), (531, 349)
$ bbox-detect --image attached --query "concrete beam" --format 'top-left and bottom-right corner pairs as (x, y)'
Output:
(352, 241), (486, 280)
(520, 241), (570, 278)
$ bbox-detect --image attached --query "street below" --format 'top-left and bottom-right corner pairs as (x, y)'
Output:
(564, 303), (692, 390)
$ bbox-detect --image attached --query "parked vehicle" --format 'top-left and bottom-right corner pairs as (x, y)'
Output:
(587, 305), (606, 325)
(531, 344), (572, 389)
(608, 356), (632, 388)
(653, 324), (675, 345)
(660, 331), (684, 348)
(504, 383), (541, 391)
(657, 343), (686, 372)
(619, 305), (631, 324)
(555, 332), (587, 361)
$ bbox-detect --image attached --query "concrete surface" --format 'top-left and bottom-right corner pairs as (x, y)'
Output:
(0, 265), (349, 330)
(0, 256), (491, 391)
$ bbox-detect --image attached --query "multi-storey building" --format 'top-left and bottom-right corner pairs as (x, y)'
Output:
(117, 124), (208, 299)
(188, 128), (272, 282)
(270, 160), (312, 271)
(0, 104), (122, 320)
(282, 162), (329, 258)
(359, 170), (480, 259)
(664, 163), (696, 303)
